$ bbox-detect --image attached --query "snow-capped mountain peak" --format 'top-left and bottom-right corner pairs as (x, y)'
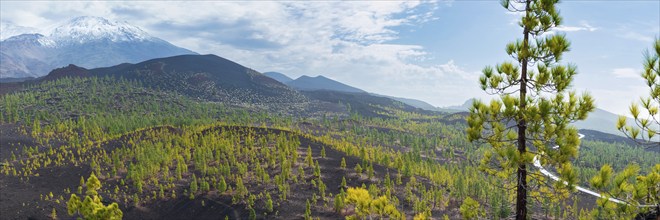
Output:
(2, 33), (56, 47)
(49, 16), (153, 44)
(0, 22), (40, 41)
(1, 16), (196, 79)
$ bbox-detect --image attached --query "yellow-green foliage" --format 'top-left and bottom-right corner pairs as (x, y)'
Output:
(467, 1), (595, 219)
(459, 197), (481, 220)
(67, 173), (122, 220)
(604, 38), (660, 219)
(4, 73), (655, 220)
(617, 38), (660, 143)
(590, 164), (660, 219)
(344, 187), (403, 220)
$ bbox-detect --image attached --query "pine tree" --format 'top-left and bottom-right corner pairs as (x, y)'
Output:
(190, 174), (198, 194)
(617, 38), (660, 146)
(159, 186), (165, 199)
(298, 164), (306, 182)
(313, 160), (321, 178)
(51, 207), (57, 219)
(340, 157), (346, 169)
(334, 193), (344, 214)
(345, 187), (371, 218)
(32, 118), (41, 137)
(66, 174), (123, 219)
(467, 1), (594, 219)
(597, 38), (660, 218)
(460, 197), (480, 220)
(306, 146), (313, 168)
(318, 178), (326, 201)
(367, 163), (375, 179)
(265, 192), (274, 212)
(235, 176), (248, 200)
(217, 176), (227, 193)
(305, 199), (312, 220)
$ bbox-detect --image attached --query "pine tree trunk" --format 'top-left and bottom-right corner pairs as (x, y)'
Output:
(516, 1), (531, 220)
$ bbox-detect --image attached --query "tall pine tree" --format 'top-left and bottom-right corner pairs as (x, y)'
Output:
(467, 0), (594, 219)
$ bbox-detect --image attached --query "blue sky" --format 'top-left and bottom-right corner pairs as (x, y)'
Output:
(1, 0), (658, 115)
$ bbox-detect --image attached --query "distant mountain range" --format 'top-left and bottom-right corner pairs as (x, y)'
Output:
(438, 99), (634, 136)
(265, 71), (444, 111)
(573, 108), (635, 136)
(263, 72), (293, 83)
(0, 16), (195, 79)
(438, 99), (475, 113)
(286, 75), (366, 93)
(16, 55), (432, 118)
(370, 94), (441, 111)
(0, 16), (634, 136)
(0, 22), (39, 41)
(37, 54), (305, 106)
(262, 71), (634, 136)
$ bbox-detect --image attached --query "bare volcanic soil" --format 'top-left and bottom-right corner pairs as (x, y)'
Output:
(0, 123), (609, 220)
(0, 124), (457, 220)
(198, 126), (464, 219)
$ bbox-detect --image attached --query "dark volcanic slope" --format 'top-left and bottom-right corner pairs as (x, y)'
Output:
(302, 90), (434, 118)
(26, 54), (307, 106)
(92, 54), (306, 104)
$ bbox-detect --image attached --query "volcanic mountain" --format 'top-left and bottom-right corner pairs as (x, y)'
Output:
(40, 54), (306, 106)
(0, 16), (195, 79)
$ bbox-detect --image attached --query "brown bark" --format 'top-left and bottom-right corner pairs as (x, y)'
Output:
(515, 1), (531, 220)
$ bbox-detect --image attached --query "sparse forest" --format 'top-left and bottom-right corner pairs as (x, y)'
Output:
(1, 72), (657, 219)
(0, 1), (658, 220)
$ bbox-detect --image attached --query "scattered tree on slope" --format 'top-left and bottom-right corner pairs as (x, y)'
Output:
(67, 173), (123, 220)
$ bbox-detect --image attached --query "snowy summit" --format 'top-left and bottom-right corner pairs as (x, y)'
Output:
(0, 16), (195, 79)
(49, 16), (153, 45)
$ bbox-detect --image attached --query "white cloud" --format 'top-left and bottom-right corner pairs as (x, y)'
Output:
(621, 31), (654, 42)
(611, 68), (640, 78)
(1, 1), (490, 107)
(555, 21), (598, 32)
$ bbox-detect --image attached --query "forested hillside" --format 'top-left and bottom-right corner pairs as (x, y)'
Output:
(0, 75), (657, 219)
(0, 1), (658, 219)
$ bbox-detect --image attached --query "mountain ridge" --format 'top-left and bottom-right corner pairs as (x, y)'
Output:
(286, 75), (366, 93)
(439, 98), (635, 136)
(263, 71), (447, 112)
(0, 22), (40, 40)
(0, 16), (196, 79)
(34, 54), (303, 104)
(263, 71), (293, 83)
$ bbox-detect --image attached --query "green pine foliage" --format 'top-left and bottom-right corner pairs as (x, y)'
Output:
(467, 0), (594, 219)
(594, 39), (660, 219)
(460, 197), (481, 220)
(66, 173), (123, 219)
(1, 65), (654, 219)
(617, 38), (660, 145)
